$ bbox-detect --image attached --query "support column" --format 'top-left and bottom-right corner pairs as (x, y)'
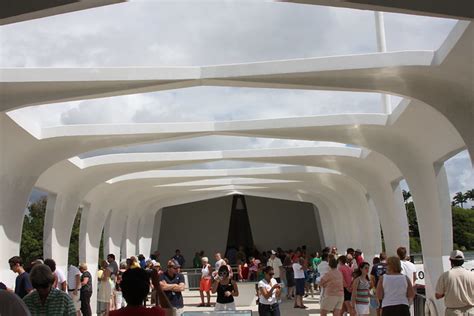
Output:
(138, 208), (159, 257)
(151, 209), (163, 255)
(79, 202), (109, 315)
(405, 161), (452, 313)
(43, 193), (80, 274)
(313, 204), (327, 250)
(103, 211), (126, 259)
(0, 174), (37, 288)
(123, 212), (140, 258)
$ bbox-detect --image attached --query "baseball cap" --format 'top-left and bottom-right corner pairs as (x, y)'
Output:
(355, 249), (362, 253)
(271, 250), (276, 255)
(449, 250), (464, 260)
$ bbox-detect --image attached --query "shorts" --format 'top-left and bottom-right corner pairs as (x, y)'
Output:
(381, 304), (409, 316)
(321, 295), (344, 311)
(355, 303), (370, 315)
(295, 278), (305, 295)
(68, 291), (81, 311)
(200, 278), (212, 292)
(344, 287), (352, 301)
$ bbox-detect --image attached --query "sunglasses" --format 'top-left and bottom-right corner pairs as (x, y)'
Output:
(168, 266), (177, 269)
(268, 272), (275, 276)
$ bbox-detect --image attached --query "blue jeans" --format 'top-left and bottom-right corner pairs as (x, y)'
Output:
(258, 303), (281, 316)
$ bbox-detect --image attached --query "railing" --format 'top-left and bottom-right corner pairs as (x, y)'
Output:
(414, 291), (426, 316)
(181, 266), (240, 290)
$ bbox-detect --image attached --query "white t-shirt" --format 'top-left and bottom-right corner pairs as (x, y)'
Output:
(258, 278), (278, 305)
(55, 269), (67, 290)
(215, 259), (226, 270)
(318, 261), (330, 279)
(292, 262), (305, 279)
(401, 260), (417, 286)
(67, 265), (81, 290)
(267, 257), (282, 278)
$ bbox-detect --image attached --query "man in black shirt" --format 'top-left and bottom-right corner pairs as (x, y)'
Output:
(8, 256), (33, 298)
(159, 260), (185, 313)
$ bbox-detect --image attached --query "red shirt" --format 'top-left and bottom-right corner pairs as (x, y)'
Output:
(338, 264), (353, 289)
(109, 306), (165, 316)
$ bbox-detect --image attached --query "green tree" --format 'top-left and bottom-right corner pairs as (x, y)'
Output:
(68, 208), (82, 267)
(453, 191), (468, 208)
(20, 197), (47, 265)
(465, 189), (474, 201)
(452, 206), (474, 249)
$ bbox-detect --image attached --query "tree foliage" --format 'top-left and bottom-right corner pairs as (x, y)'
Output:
(20, 197), (47, 265)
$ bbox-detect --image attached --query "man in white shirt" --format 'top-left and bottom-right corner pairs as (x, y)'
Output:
(267, 250), (283, 283)
(44, 258), (67, 292)
(67, 264), (82, 316)
(397, 247), (417, 316)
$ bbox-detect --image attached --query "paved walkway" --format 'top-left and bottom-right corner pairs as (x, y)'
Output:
(179, 290), (321, 315)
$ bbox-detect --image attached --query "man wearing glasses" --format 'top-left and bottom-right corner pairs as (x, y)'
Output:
(159, 260), (185, 315)
(8, 256), (33, 298)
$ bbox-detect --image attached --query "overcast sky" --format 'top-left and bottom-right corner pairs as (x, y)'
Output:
(1, 0), (470, 201)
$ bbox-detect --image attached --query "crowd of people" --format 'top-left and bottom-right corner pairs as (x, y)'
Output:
(0, 245), (472, 316)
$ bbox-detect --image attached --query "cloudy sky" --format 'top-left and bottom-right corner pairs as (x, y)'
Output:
(1, 0), (471, 203)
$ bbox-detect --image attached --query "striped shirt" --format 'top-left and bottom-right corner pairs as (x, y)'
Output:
(355, 278), (370, 305)
(23, 287), (76, 316)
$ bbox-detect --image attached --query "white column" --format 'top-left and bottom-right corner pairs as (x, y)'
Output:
(123, 212), (140, 258)
(103, 210), (126, 259)
(138, 208), (159, 257)
(43, 193), (80, 274)
(79, 202), (109, 314)
(0, 174), (36, 288)
(151, 209), (163, 254)
(405, 161), (452, 313)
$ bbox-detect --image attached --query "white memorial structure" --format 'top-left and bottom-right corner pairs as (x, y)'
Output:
(0, 1), (472, 314)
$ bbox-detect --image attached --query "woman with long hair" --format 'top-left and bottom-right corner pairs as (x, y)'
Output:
(376, 256), (415, 316)
(351, 262), (371, 316)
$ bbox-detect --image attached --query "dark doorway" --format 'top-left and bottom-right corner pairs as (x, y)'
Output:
(225, 195), (254, 264)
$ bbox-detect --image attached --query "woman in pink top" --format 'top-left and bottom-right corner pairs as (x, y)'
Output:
(338, 255), (356, 316)
(319, 256), (344, 316)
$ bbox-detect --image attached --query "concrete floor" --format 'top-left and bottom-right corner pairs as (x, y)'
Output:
(179, 290), (321, 315)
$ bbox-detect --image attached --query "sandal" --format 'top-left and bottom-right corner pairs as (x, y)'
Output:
(205, 303), (211, 307)
(197, 303), (205, 307)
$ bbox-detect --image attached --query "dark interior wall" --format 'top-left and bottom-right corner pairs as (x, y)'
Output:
(245, 195), (321, 253)
(158, 196), (233, 268)
(156, 195), (321, 266)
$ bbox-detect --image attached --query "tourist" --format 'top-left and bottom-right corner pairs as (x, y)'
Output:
(23, 264), (75, 315)
(347, 248), (358, 269)
(193, 252), (202, 268)
(435, 250), (474, 316)
(371, 252), (387, 316)
(212, 265), (239, 311)
(97, 260), (113, 316)
(138, 254), (147, 269)
(159, 260), (185, 314)
(317, 252), (330, 296)
(293, 256), (307, 309)
(172, 250), (185, 268)
(338, 255), (356, 316)
(319, 256), (344, 316)
(107, 254), (119, 280)
(267, 250), (283, 283)
(114, 262), (127, 310)
(304, 253), (315, 298)
(283, 253), (295, 299)
(241, 258), (251, 281)
(354, 249), (364, 268)
(397, 247), (417, 288)
(311, 251), (322, 289)
(128, 256), (140, 269)
(0, 288), (31, 316)
(236, 246), (247, 264)
(351, 262), (371, 316)
(44, 258), (67, 292)
(109, 268), (172, 316)
(376, 256), (415, 316)
(8, 256), (33, 298)
(67, 264), (82, 316)
(248, 256), (260, 281)
(331, 247), (339, 258)
(79, 263), (92, 316)
(258, 266), (281, 316)
(198, 256), (212, 307)
(214, 252), (226, 272)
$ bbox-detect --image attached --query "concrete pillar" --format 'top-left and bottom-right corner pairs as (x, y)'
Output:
(313, 204), (326, 250)
(43, 193), (80, 274)
(405, 161), (452, 313)
(79, 202), (109, 314)
(123, 212), (140, 258)
(151, 209), (163, 254)
(0, 174), (36, 288)
(103, 210), (126, 259)
(137, 208), (158, 257)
